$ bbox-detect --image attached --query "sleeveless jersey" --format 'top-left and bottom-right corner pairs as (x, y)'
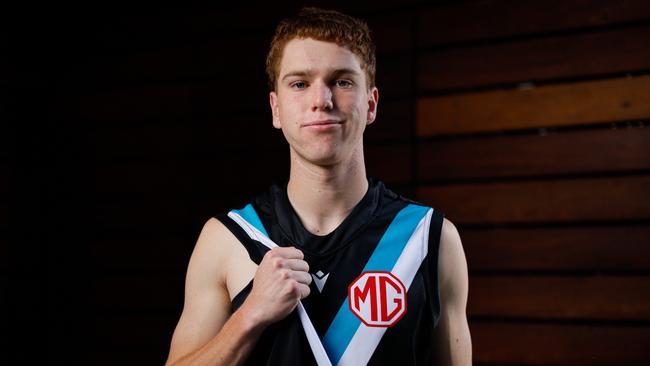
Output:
(214, 176), (445, 365)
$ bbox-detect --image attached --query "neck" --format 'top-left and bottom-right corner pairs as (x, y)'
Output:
(286, 144), (369, 236)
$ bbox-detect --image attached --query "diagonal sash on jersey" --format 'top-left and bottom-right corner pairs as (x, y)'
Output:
(228, 203), (433, 366)
(229, 204), (333, 366)
(322, 204), (432, 365)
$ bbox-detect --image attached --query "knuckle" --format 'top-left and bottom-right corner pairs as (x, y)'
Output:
(288, 281), (299, 294)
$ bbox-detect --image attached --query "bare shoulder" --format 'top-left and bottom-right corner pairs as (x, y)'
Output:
(165, 217), (240, 364)
(440, 217), (461, 250)
(438, 217), (469, 300)
(434, 217), (473, 365)
(193, 217), (237, 272)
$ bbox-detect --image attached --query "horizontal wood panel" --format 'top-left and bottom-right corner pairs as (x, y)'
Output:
(365, 100), (413, 142)
(418, 25), (650, 92)
(417, 75), (650, 136)
(366, 12), (413, 53)
(469, 276), (650, 320)
(417, 175), (650, 224)
(419, 0), (650, 46)
(472, 322), (650, 364)
(366, 143), (412, 184)
(375, 53), (413, 100)
(418, 125), (650, 179)
(463, 225), (650, 271)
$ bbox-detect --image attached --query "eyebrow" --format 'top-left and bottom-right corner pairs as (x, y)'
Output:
(281, 68), (361, 82)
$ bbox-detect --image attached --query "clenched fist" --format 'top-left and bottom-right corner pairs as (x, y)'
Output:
(240, 246), (312, 327)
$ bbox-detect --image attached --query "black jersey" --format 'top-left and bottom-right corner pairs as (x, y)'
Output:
(214, 176), (445, 366)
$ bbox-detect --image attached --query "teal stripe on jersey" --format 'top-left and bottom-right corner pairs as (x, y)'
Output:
(321, 204), (430, 365)
(232, 203), (269, 237)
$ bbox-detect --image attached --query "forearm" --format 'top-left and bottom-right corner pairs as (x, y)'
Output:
(167, 305), (267, 366)
(434, 310), (472, 366)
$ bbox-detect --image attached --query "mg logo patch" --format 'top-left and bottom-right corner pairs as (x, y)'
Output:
(348, 271), (407, 327)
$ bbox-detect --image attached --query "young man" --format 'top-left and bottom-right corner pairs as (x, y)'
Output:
(165, 7), (471, 366)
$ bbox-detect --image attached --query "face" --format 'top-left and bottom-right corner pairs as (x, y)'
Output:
(269, 37), (379, 166)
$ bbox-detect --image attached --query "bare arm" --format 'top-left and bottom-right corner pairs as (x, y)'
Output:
(434, 218), (473, 365)
(164, 218), (264, 366)
(165, 218), (311, 366)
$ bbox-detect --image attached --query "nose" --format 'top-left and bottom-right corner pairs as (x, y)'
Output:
(310, 81), (333, 111)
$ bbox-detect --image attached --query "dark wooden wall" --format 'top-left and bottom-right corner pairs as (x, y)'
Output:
(5, 1), (650, 364)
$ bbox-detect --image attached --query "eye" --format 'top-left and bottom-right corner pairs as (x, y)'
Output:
(335, 79), (353, 88)
(290, 81), (308, 89)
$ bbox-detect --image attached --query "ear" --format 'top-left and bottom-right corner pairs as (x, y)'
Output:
(366, 86), (379, 125)
(270, 91), (282, 129)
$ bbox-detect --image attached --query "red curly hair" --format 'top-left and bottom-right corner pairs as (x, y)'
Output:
(265, 7), (376, 92)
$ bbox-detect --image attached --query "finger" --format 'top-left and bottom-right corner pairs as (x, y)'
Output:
(283, 258), (309, 272)
(297, 283), (311, 299)
(275, 246), (304, 260)
(290, 271), (313, 285)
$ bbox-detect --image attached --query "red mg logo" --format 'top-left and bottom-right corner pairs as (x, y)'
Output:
(348, 271), (407, 327)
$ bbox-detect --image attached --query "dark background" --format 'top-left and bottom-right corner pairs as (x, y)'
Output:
(4, 1), (650, 364)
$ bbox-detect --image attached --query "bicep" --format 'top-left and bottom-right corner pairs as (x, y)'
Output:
(166, 218), (233, 364)
(434, 218), (472, 366)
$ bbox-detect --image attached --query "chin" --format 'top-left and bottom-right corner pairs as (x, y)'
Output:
(293, 148), (342, 167)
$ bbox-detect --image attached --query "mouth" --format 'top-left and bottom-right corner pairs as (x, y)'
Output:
(302, 119), (344, 127)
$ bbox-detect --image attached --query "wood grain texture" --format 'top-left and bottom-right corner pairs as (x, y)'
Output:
(418, 125), (650, 180)
(472, 322), (650, 365)
(469, 276), (650, 319)
(417, 175), (650, 224)
(367, 12), (413, 53)
(366, 143), (413, 184)
(462, 225), (650, 271)
(418, 0), (650, 46)
(376, 53), (413, 100)
(418, 26), (650, 92)
(417, 75), (650, 136)
(365, 99), (413, 142)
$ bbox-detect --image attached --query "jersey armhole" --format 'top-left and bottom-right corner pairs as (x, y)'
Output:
(425, 209), (445, 327)
(213, 211), (267, 265)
